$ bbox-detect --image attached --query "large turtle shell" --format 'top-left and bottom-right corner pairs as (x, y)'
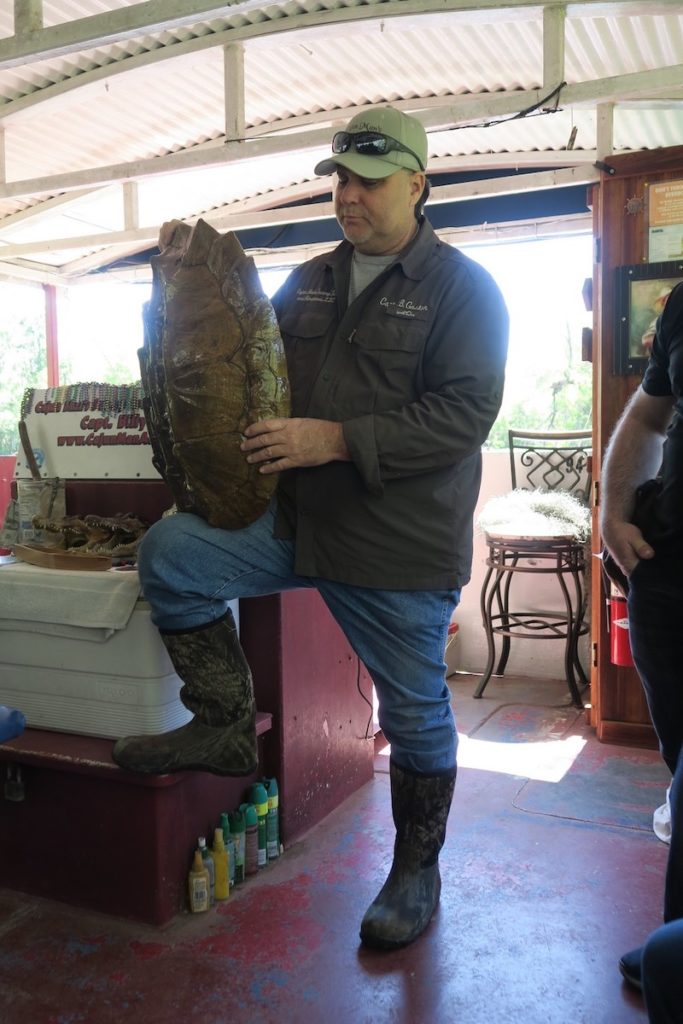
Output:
(140, 219), (290, 530)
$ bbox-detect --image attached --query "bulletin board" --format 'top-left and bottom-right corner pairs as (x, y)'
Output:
(647, 179), (683, 262)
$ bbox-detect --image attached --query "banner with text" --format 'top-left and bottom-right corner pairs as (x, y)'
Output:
(15, 383), (159, 481)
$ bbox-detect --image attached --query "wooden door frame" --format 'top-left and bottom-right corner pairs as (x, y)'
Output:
(590, 146), (683, 746)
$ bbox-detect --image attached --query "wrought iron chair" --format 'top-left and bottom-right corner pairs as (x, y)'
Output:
(476, 429), (592, 707)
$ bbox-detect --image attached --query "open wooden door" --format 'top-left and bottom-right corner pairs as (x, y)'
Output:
(590, 145), (683, 747)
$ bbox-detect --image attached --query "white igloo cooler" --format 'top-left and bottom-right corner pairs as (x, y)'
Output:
(0, 561), (203, 739)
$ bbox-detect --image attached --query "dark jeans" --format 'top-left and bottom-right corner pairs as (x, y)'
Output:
(628, 557), (683, 922)
(643, 920), (683, 1024)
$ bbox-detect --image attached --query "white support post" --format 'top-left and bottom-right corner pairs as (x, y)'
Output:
(14, 0), (43, 35)
(596, 102), (614, 160)
(542, 3), (566, 92)
(122, 181), (139, 232)
(224, 43), (245, 143)
(0, 127), (5, 185)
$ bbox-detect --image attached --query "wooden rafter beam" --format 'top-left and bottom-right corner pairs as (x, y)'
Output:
(0, 1), (679, 71)
(0, 62), (679, 203)
(0, 162), (601, 260)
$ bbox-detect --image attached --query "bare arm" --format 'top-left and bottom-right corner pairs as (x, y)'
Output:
(600, 387), (673, 575)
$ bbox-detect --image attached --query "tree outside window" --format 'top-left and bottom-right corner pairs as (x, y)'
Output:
(0, 284), (47, 455)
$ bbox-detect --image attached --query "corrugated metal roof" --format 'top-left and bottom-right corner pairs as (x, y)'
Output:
(0, 0), (682, 281)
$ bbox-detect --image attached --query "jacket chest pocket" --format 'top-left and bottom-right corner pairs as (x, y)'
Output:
(347, 315), (428, 408)
(278, 307), (335, 414)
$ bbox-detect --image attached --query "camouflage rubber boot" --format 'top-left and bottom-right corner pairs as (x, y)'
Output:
(359, 760), (456, 950)
(112, 611), (257, 776)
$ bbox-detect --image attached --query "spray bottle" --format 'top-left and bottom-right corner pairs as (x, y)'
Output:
(219, 811), (236, 891)
(263, 777), (280, 859)
(251, 782), (268, 869)
(187, 848), (210, 913)
(198, 835), (215, 905)
(240, 802), (259, 877)
(211, 827), (229, 901)
(229, 808), (246, 885)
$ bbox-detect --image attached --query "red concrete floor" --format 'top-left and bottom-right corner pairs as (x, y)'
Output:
(0, 673), (669, 1024)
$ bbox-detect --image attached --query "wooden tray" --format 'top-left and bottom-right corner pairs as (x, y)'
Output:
(14, 543), (113, 572)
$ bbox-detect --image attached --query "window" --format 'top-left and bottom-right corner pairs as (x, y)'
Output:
(0, 233), (593, 456)
(56, 281), (149, 385)
(458, 233), (593, 447)
(260, 233), (593, 448)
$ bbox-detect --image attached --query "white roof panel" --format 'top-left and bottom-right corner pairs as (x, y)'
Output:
(0, 1), (681, 280)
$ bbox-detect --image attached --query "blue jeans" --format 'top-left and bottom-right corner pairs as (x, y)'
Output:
(642, 920), (683, 1024)
(137, 504), (460, 774)
(628, 557), (683, 922)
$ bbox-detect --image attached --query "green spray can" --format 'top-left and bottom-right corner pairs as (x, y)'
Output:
(263, 777), (280, 859)
(219, 811), (236, 890)
(228, 808), (246, 885)
(240, 802), (259, 877)
(250, 783), (268, 869)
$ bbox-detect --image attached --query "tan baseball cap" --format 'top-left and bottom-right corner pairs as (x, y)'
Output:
(315, 106), (427, 179)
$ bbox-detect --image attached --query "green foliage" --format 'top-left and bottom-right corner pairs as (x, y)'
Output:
(485, 323), (592, 449)
(99, 355), (141, 385)
(0, 306), (47, 455)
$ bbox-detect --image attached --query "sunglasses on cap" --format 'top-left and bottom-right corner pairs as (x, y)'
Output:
(331, 131), (425, 172)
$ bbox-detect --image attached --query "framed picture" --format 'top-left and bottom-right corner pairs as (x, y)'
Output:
(615, 260), (683, 375)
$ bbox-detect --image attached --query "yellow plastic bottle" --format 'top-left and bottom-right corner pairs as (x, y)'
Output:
(188, 848), (210, 913)
(211, 827), (230, 901)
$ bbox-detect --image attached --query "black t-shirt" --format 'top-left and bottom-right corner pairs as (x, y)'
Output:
(641, 281), (683, 553)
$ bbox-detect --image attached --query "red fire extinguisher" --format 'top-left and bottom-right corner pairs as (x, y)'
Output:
(609, 584), (634, 667)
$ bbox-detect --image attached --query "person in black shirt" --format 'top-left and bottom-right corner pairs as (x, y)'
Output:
(601, 281), (683, 992)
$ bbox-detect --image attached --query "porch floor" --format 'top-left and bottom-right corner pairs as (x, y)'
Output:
(0, 672), (668, 1024)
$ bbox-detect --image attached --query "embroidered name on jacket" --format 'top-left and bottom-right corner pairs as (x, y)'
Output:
(379, 296), (429, 320)
(297, 288), (335, 304)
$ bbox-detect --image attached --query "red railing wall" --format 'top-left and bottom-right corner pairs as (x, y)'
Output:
(0, 454), (15, 523)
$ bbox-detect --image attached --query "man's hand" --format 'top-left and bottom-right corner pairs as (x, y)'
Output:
(241, 418), (350, 474)
(602, 520), (655, 578)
